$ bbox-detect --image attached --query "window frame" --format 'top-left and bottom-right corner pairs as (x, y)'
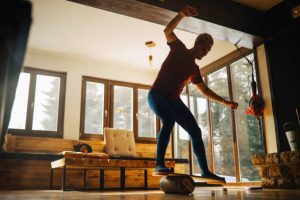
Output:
(110, 81), (135, 133)
(80, 76), (109, 140)
(80, 77), (159, 143)
(8, 67), (66, 138)
(185, 48), (266, 183)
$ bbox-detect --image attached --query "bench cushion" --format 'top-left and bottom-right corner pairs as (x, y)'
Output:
(104, 128), (136, 157)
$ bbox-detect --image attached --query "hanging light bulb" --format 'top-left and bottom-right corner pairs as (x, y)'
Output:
(149, 49), (153, 66)
(145, 41), (156, 66)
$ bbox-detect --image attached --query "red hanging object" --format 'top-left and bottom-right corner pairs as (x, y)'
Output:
(234, 42), (264, 119)
(246, 73), (264, 118)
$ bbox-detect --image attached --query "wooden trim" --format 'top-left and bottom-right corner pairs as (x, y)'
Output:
(253, 49), (267, 154)
(170, 126), (174, 159)
(79, 77), (86, 138)
(133, 86), (138, 141)
(185, 84), (193, 175)
(226, 65), (241, 182)
(8, 129), (63, 138)
(109, 81), (114, 128)
(225, 182), (261, 187)
(105, 79), (110, 129)
(67, 0), (264, 49)
(201, 48), (251, 77)
(58, 72), (66, 136)
(263, 41), (281, 152)
(205, 76), (214, 173)
(26, 69), (35, 133)
(0, 152), (63, 160)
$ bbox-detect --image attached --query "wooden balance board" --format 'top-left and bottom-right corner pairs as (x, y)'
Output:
(153, 173), (225, 195)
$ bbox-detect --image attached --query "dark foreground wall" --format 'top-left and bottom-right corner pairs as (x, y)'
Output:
(264, 0), (300, 151)
(0, 1), (32, 150)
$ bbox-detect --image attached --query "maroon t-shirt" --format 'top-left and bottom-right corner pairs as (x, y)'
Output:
(152, 39), (204, 99)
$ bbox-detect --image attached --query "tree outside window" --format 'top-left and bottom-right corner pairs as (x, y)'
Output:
(208, 67), (236, 182)
(8, 68), (66, 137)
(138, 88), (156, 138)
(230, 54), (264, 181)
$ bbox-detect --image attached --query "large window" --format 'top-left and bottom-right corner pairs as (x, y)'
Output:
(230, 54), (264, 181)
(208, 67), (236, 182)
(9, 68), (66, 137)
(185, 51), (264, 183)
(81, 77), (157, 142)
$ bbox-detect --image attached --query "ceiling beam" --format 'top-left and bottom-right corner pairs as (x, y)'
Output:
(67, 0), (265, 48)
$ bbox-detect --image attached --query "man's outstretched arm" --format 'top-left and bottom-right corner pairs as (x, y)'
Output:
(195, 82), (238, 109)
(164, 5), (199, 43)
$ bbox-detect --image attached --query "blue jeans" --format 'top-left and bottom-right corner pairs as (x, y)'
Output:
(148, 89), (210, 174)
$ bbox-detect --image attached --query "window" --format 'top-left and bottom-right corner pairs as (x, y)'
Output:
(230, 54), (264, 181)
(81, 77), (157, 142)
(185, 51), (264, 183)
(9, 68), (66, 138)
(84, 81), (105, 134)
(9, 73), (31, 129)
(208, 67), (236, 182)
(80, 77), (107, 138)
(112, 85), (134, 130)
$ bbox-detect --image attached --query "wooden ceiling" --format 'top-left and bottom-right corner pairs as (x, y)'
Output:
(66, 0), (277, 49)
(66, 0), (299, 49)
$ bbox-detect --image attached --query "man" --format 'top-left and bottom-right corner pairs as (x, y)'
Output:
(148, 5), (238, 182)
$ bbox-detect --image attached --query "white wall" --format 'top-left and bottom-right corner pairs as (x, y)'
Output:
(24, 44), (279, 153)
(256, 45), (278, 153)
(24, 48), (157, 140)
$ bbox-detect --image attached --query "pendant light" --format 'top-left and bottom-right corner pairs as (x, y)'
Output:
(145, 41), (156, 66)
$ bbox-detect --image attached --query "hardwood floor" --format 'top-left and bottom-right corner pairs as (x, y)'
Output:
(0, 187), (300, 200)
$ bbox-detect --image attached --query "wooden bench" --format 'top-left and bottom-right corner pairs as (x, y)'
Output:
(50, 152), (188, 191)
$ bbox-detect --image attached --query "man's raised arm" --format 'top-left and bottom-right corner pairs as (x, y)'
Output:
(164, 5), (199, 43)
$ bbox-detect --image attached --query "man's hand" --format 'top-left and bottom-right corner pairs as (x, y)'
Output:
(180, 5), (199, 17)
(224, 100), (239, 109)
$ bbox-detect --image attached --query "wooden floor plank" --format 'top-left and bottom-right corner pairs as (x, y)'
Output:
(1, 188), (300, 199)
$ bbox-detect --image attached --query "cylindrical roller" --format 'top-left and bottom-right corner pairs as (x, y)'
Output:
(160, 175), (195, 195)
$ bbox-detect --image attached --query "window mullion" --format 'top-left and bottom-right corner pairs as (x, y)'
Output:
(26, 71), (36, 134)
(185, 84), (193, 175)
(80, 78), (87, 137)
(133, 86), (138, 140)
(206, 76), (215, 173)
(104, 80), (110, 129)
(226, 65), (241, 182)
(57, 74), (66, 135)
(109, 81), (114, 128)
